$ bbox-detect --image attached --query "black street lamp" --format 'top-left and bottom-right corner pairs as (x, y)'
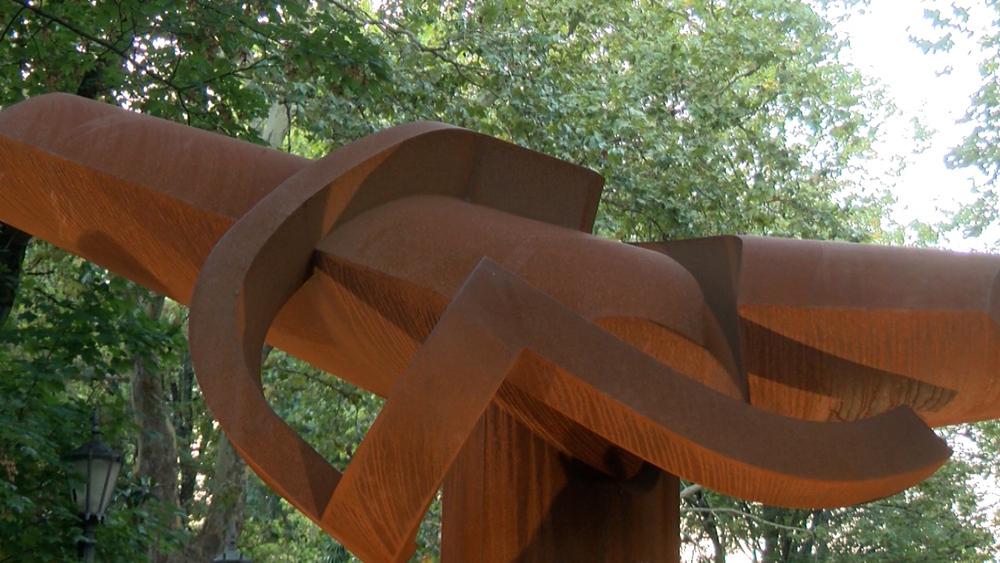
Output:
(65, 406), (124, 562)
(212, 523), (253, 562)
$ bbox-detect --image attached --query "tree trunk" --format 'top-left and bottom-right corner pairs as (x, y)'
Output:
(0, 223), (30, 329)
(173, 357), (198, 508)
(167, 347), (268, 561)
(684, 489), (727, 563)
(169, 432), (248, 562)
(761, 506), (781, 563)
(130, 294), (182, 561)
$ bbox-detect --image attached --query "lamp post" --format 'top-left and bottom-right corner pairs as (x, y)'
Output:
(65, 406), (123, 562)
(212, 523), (252, 562)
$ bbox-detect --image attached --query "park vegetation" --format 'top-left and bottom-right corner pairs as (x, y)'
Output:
(1, 0), (999, 561)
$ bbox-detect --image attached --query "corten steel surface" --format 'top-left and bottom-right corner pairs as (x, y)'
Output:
(0, 93), (997, 560)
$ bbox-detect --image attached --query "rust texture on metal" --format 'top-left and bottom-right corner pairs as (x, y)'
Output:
(0, 93), (996, 561)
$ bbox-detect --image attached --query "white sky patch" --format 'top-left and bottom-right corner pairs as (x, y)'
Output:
(837, 0), (994, 249)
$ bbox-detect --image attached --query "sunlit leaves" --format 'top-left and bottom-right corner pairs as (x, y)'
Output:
(307, 0), (895, 245)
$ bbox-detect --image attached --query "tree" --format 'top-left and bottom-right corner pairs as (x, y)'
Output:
(680, 430), (997, 562)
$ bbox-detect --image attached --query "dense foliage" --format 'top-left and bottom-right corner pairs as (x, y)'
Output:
(1, 0), (997, 562)
(296, 0), (896, 242)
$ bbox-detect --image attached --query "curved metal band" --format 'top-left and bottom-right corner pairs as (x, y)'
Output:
(189, 122), (457, 522)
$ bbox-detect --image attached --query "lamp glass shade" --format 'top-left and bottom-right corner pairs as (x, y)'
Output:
(67, 444), (123, 520)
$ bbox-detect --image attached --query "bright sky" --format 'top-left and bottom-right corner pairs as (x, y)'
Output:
(837, 0), (993, 250)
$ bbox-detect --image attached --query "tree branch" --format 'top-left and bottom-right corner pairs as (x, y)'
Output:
(682, 506), (813, 535)
(325, 0), (499, 99)
(6, 0), (270, 108)
(7, 0), (162, 84)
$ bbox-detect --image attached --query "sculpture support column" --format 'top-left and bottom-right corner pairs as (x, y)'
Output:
(442, 405), (680, 562)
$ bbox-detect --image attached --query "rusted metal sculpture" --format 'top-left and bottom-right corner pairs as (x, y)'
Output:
(1, 93), (998, 561)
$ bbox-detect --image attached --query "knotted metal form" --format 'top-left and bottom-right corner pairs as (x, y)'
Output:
(2, 94), (998, 562)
